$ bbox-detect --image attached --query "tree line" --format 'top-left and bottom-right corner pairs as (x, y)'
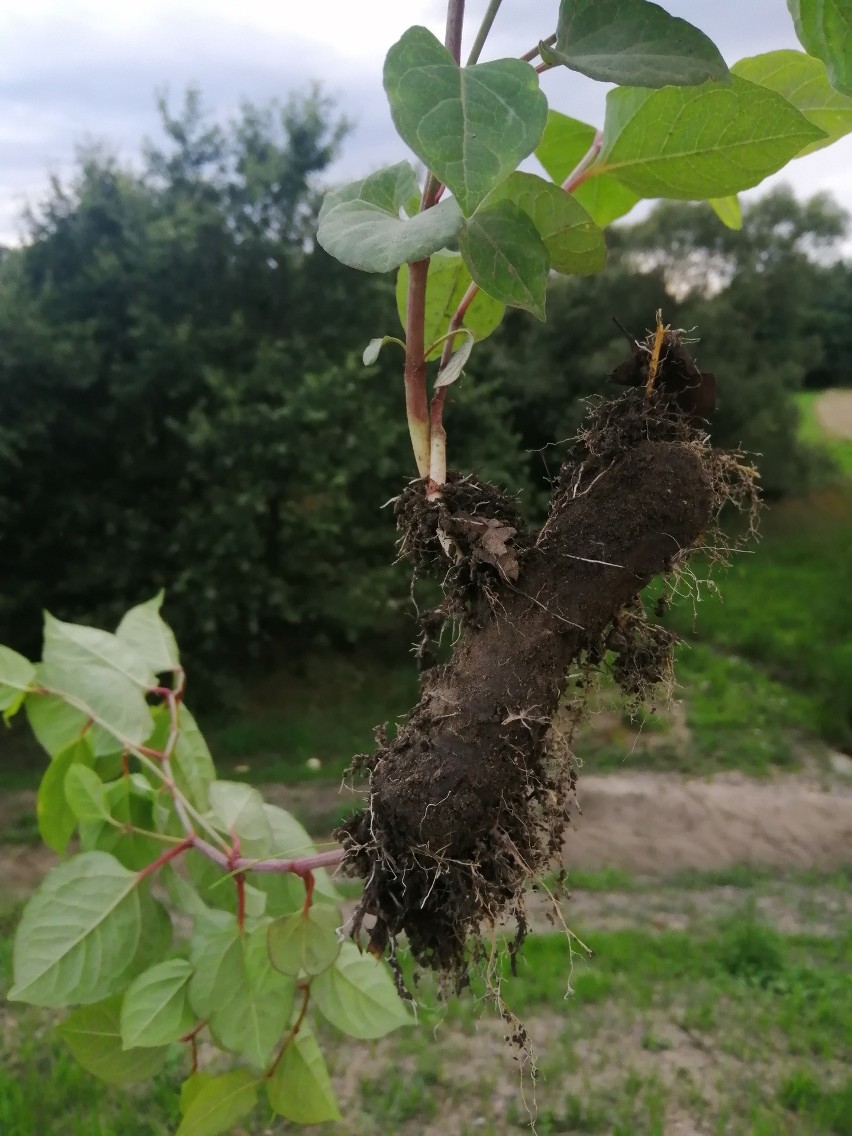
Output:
(1, 90), (849, 677)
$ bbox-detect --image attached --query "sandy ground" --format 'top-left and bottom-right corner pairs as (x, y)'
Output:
(562, 769), (852, 874)
(814, 387), (852, 439)
(2, 768), (849, 903)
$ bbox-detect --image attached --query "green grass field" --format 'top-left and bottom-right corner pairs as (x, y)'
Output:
(796, 392), (852, 478)
(2, 885), (850, 1135)
(1, 390), (850, 1136)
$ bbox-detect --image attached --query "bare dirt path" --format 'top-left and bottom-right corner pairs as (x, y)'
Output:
(562, 770), (852, 874)
(814, 387), (852, 439)
(1, 770), (850, 903)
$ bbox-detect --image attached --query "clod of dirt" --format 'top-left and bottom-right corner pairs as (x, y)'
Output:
(337, 356), (757, 984)
(394, 473), (528, 646)
(610, 319), (716, 420)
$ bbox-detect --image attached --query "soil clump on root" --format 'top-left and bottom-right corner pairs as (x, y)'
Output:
(337, 333), (756, 981)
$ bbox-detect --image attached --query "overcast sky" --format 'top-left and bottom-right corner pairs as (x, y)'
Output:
(2, 0), (852, 243)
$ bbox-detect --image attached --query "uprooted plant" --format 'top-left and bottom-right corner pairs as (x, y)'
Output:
(2, 0), (849, 1131)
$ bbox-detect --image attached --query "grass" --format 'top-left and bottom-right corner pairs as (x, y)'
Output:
(796, 391), (852, 477)
(665, 483), (852, 752)
(2, 902), (849, 1135)
(1, 389), (849, 801)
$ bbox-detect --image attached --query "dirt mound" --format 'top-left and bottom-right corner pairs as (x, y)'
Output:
(814, 388), (852, 439)
(564, 771), (852, 873)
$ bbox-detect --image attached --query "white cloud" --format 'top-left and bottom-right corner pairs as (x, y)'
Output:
(0, 0), (850, 242)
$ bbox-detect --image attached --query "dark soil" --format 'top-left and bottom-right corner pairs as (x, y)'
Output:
(337, 332), (754, 980)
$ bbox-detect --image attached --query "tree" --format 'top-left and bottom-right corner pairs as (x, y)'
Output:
(4, 2), (852, 1131)
(0, 90), (526, 672)
(472, 188), (851, 499)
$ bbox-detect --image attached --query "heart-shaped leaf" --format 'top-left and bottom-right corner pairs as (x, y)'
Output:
(59, 996), (169, 1085)
(483, 172), (606, 276)
(459, 200), (549, 319)
(9, 852), (144, 1007)
(383, 26), (547, 216)
(595, 76), (826, 199)
(120, 958), (195, 1048)
(732, 50), (852, 155)
(320, 162), (419, 221)
(788, 0), (852, 95)
(396, 253), (505, 357)
(318, 195), (462, 274)
(177, 1070), (259, 1136)
(535, 110), (640, 227)
(548, 0), (730, 88)
(267, 904), (341, 977)
(312, 941), (412, 1040)
(266, 1024), (341, 1124)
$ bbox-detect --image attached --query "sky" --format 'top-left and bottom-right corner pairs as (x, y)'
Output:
(2, 0), (852, 243)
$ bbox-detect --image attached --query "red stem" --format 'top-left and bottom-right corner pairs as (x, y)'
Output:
(266, 984), (311, 1078)
(427, 281), (479, 492)
(404, 258), (431, 478)
(445, 0), (466, 61)
(302, 870), (315, 915)
(230, 834), (246, 931)
(136, 836), (193, 882)
(236, 873), (246, 930)
(520, 33), (555, 62)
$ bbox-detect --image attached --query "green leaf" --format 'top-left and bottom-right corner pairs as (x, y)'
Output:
(58, 996), (168, 1085)
(164, 865), (211, 918)
(93, 778), (162, 871)
(549, 0), (730, 87)
(434, 331), (474, 389)
(267, 905), (341, 977)
(266, 1024), (341, 1124)
(176, 1070), (259, 1136)
(36, 738), (95, 854)
(64, 763), (111, 824)
(536, 110), (597, 183)
(573, 176), (641, 227)
(788, 0), (852, 95)
(320, 161), (419, 220)
(40, 614), (156, 753)
(318, 198), (462, 274)
(732, 49), (852, 155)
(0, 644), (35, 716)
(396, 253), (505, 358)
(596, 76), (827, 199)
(120, 958), (194, 1048)
(459, 200), (549, 319)
(383, 26), (548, 216)
(208, 780), (272, 860)
(535, 110), (640, 226)
(188, 914), (296, 1068)
(362, 335), (405, 366)
(312, 941), (412, 1040)
(709, 195), (743, 229)
(9, 852), (145, 1007)
(126, 888), (174, 979)
(184, 850), (266, 918)
(26, 686), (92, 758)
(10, 851), (144, 1007)
(483, 172), (606, 276)
(115, 591), (180, 674)
(173, 705), (216, 812)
